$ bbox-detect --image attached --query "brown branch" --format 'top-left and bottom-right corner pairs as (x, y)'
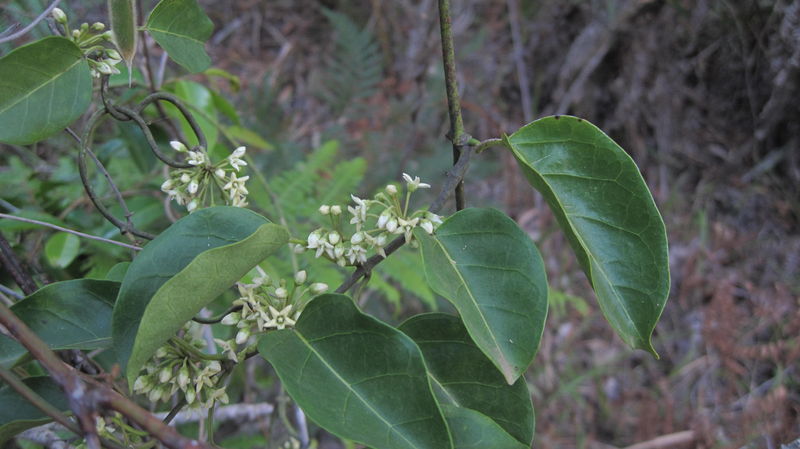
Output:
(0, 301), (215, 449)
(0, 234), (37, 295)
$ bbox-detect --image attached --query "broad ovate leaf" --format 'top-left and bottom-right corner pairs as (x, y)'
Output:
(415, 208), (548, 385)
(399, 314), (534, 446)
(258, 294), (453, 449)
(113, 206), (288, 385)
(0, 280), (119, 368)
(0, 377), (69, 443)
(504, 115), (669, 355)
(0, 37), (92, 145)
(145, 0), (213, 73)
(441, 406), (528, 449)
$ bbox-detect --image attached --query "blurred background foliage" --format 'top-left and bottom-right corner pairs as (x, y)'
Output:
(1, 0), (798, 448)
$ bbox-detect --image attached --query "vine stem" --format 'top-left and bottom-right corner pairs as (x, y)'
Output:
(437, 0), (469, 211)
(0, 213), (142, 251)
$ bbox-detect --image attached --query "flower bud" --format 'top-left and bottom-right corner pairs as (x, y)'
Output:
(377, 211), (391, 229)
(386, 184), (398, 195)
(133, 375), (150, 392)
(180, 173), (191, 183)
(386, 219), (398, 233)
(170, 141), (187, 152)
(106, 49), (121, 61)
(275, 287), (288, 299)
(221, 312), (240, 326)
(161, 179), (173, 191)
(185, 387), (196, 404)
(72, 29), (80, 39)
(91, 22), (105, 31)
(318, 204), (331, 215)
(207, 361), (222, 374)
(334, 245), (345, 259)
(330, 205), (342, 215)
(158, 366), (172, 383)
(215, 168), (226, 179)
(293, 244), (305, 254)
(328, 231), (340, 245)
(235, 328), (250, 345)
(51, 8), (67, 23)
(350, 232), (365, 245)
(294, 270), (307, 285)
(421, 220), (434, 234)
(186, 200), (198, 212)
(187, 181), (198, 194)
(177, 364), (190, 388)
(310, 283), (328, 294)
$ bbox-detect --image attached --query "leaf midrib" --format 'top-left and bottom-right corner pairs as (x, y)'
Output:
(294, 331), (427, 449)
(0, 54), (83, 116)
(507, 137), (644, 342)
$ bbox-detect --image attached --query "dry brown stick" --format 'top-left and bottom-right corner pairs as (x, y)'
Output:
(0, 300), (215, 449)
(623, 431), (695, 449)
(0, 234), (37, 295)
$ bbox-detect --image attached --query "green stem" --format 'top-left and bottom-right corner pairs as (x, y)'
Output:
(438, 0), (469, 211)
(171, 337), (227, 361)
(475, 138), (504, 154)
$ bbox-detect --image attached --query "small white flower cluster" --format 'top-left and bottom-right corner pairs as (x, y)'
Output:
(303, 173), (443, 266)
(161, 142), (249, 212)
(218, 267), (328, 349)
(52, 8), (121, 78)
(132, 327), (230, 409)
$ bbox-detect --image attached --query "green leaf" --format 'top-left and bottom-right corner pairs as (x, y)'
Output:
(44, 232), (80, 268)
(226, 125), (273, 151)
(399, 314), (534, 446)
(0, 37), (92, 145)
(0, 280), (120, 368)
(504, 116), (670, 355)
(113, 206), (288, 385)
(441, 406), (528, 449)
(0, 377), (70, 443)
(415, 208), (548, 385)
(258, 294), (453, 449)
(105, 262), (130, 282)
(145, 0), (213, 73)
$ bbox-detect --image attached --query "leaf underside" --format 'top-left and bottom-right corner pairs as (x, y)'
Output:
(258, 294), (453, 449)
(113, 206), (288, 385)
(415, 208), (548, 385)
(505, 115), (669, 355)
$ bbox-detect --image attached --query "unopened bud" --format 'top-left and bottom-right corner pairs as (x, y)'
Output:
(170, 141), (187, 152)
(91, 22), (105, 31)
(51, 8), (67, 23)
(158, 366), (172, 383)
(328, 231), (340, 245)
(318, 204), (330, 215)
(351, 232), (365, 245)
(330, 205), (342, 215)
(235, 329), (250, 345)
(221, 312), (240, 326)
(294, 270), (307, 285)
(310, 283), (328, 294)
(386, 184), (398, 195)
(275, 287), (288, 299)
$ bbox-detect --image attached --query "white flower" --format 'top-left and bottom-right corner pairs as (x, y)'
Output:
(187, 180), (198, 194)
(377, 211), (391, 229)
(386, 184), (398, 195)
(214, 338), (239, 363)
(307, 230), (323, 249)
(346, 244), (368, 264)
(186, 200), (198, 212)
(350, 232), (365, 245)
(187, 151), (207, 166)
(386, 219), (398, 233)
(328, 231), (341, 245)
(402, 173), (431, 192)
(265, 305), (296, 330)
(231, 146), (246, 158)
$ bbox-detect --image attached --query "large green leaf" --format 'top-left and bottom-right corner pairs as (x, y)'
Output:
(399, 314), (534, 446)
(258, 294), (453, 449)
(415, 208), (548, 385)
(0, 377), (70, 443)
(504, 115), (669, 355)
(0, 280), (120, 368)
(441, 406), (528, 449)
(0, 37), (92, 145)
(113, 207), (288, 385)
(145, 0), (213, 73)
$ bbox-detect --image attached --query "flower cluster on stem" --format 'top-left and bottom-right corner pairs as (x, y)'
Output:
(302, 173), (443, 266)
(52, 8), (121, 78)
(132, 323), (230, 409)
(161, 142), (249, 212)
